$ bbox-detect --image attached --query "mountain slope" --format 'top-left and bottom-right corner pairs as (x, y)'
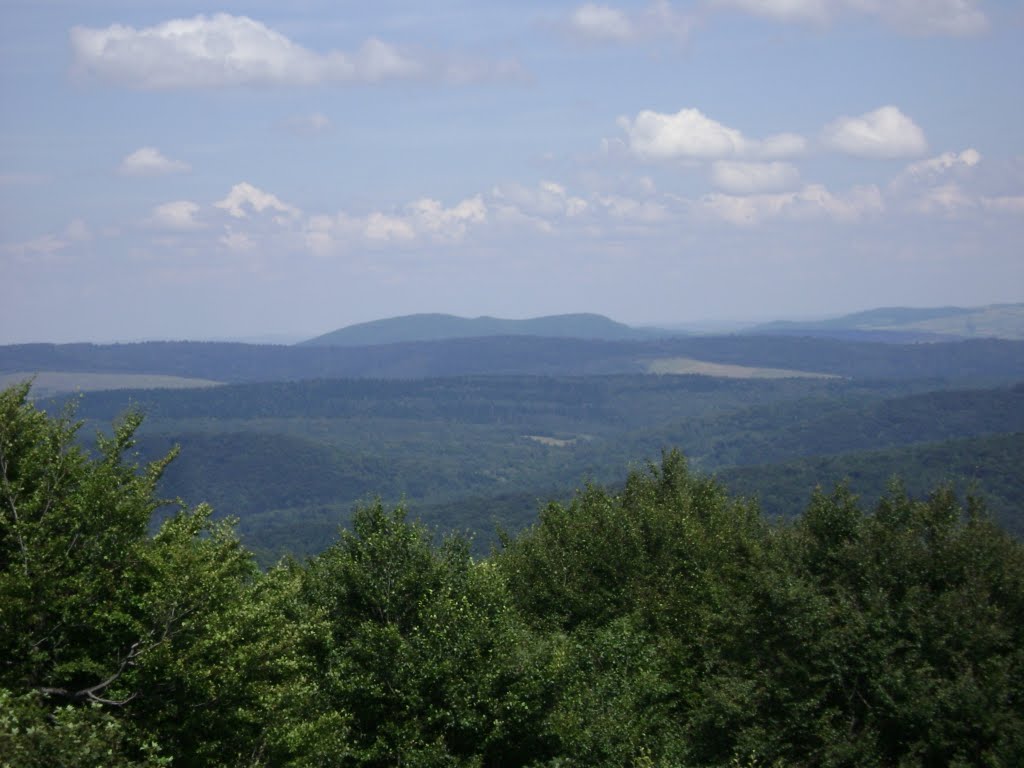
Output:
(298, 312), (655, 346)
(753, 303), (1024, 340)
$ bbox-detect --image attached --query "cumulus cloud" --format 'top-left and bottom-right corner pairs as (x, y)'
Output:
(220, 228), (255, 252)
(215, 182), (300, 222)
(407, 196), (488, 241)
(713, 0), (987, 36)
(306, 195), (488, 254)
(119, 147), (190, 176)
(568, 1), (692, 43)
(71, 14), (518, 89)
(822, 106), (927, 158)
(148, 200), (204, 230)
(570, 4), (635, 41)
(901, 147), (981, 178)
(491, 181), (589, 220)
(697, 183), (883, 226)
(710, 161), (800, 194)
(619, 108), (749, 161)
(363, 212), (417, 242)
(618, 108), (808, 162)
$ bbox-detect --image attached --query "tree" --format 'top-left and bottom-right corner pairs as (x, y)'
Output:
(0, 383), (331, 766)
(303, 501), (558, 766)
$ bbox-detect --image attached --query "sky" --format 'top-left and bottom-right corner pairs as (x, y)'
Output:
(1, 0), (1022, 343)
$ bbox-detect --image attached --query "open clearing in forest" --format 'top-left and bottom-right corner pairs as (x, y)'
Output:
(524, 435), (583, 447)
(1, 371), (224, 397)
(645, 357), (840, 379)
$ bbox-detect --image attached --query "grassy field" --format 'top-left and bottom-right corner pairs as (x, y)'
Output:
(644, 356), (839, 379)
(2, 371), (223, 398)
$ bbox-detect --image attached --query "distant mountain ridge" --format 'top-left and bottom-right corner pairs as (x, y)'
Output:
(752, 302), (1024, 341)
(298, 313), (659, 347)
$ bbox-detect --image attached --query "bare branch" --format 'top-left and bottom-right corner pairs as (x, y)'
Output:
(38, 642), (143, 707)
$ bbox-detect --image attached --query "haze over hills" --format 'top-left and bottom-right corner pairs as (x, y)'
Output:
(751, 303), (1024, 341)
(298, 312), (665, 347)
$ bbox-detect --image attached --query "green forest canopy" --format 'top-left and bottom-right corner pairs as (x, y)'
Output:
(2, 382), (1023, 766)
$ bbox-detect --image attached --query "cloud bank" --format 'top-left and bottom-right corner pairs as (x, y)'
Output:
(71, 14), (518, 89)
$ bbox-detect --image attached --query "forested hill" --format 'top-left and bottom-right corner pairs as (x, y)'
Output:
(752, 302), (1024, 340)
(4, 335), (1024, 384)
(299, 312), (657, 346)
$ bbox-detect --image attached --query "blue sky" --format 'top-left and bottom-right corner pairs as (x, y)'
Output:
(1, 0), (1022, 343)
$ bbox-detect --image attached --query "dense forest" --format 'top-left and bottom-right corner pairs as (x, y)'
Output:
(2, 382), (1023, 766)
(42, 374), (1024, 562)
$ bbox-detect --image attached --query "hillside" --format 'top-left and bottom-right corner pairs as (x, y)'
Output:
(56, 376), (1024, 561)
(299, 312), (658, 346)
(5, 335), (1024, 391)
(717, 432), (1024, 536)
(753, 302), (1024, 340)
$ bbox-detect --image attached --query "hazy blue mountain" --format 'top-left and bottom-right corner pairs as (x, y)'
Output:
(298, 312), (660, 346)
(751, 302), (1024, 340)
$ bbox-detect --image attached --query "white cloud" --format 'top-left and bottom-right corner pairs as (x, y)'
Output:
(697, 183), (883, 225)
(214, 182), (300, 222)
(901, 147), (981, 178)
(822, 106), (927, 158)
(306, 195), (488, 254)
(568, 1), (692, 43)
(570, 4), (635, 41)
(119, 147), (190, 176)
(363, 213), (417, 242)
(618, 108), (810, 162)
(711, 161), (800, 194)
(408, 196), (488, 241)
(148, 200), (203, 230)
(491, 181), (589, 219)
(71, 14), (516, 90)
(714, 0), (987, 36)
(620, 108), (749, 161)
(220, 228), (255, 252)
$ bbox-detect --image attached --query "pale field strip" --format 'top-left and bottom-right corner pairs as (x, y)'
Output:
(0, 371), (224, 397)
(645, 357), (839, 379)
(524, 435), (581, 447)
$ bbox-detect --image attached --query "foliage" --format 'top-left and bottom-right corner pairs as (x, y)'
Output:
(2, 381), (1023, 766)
